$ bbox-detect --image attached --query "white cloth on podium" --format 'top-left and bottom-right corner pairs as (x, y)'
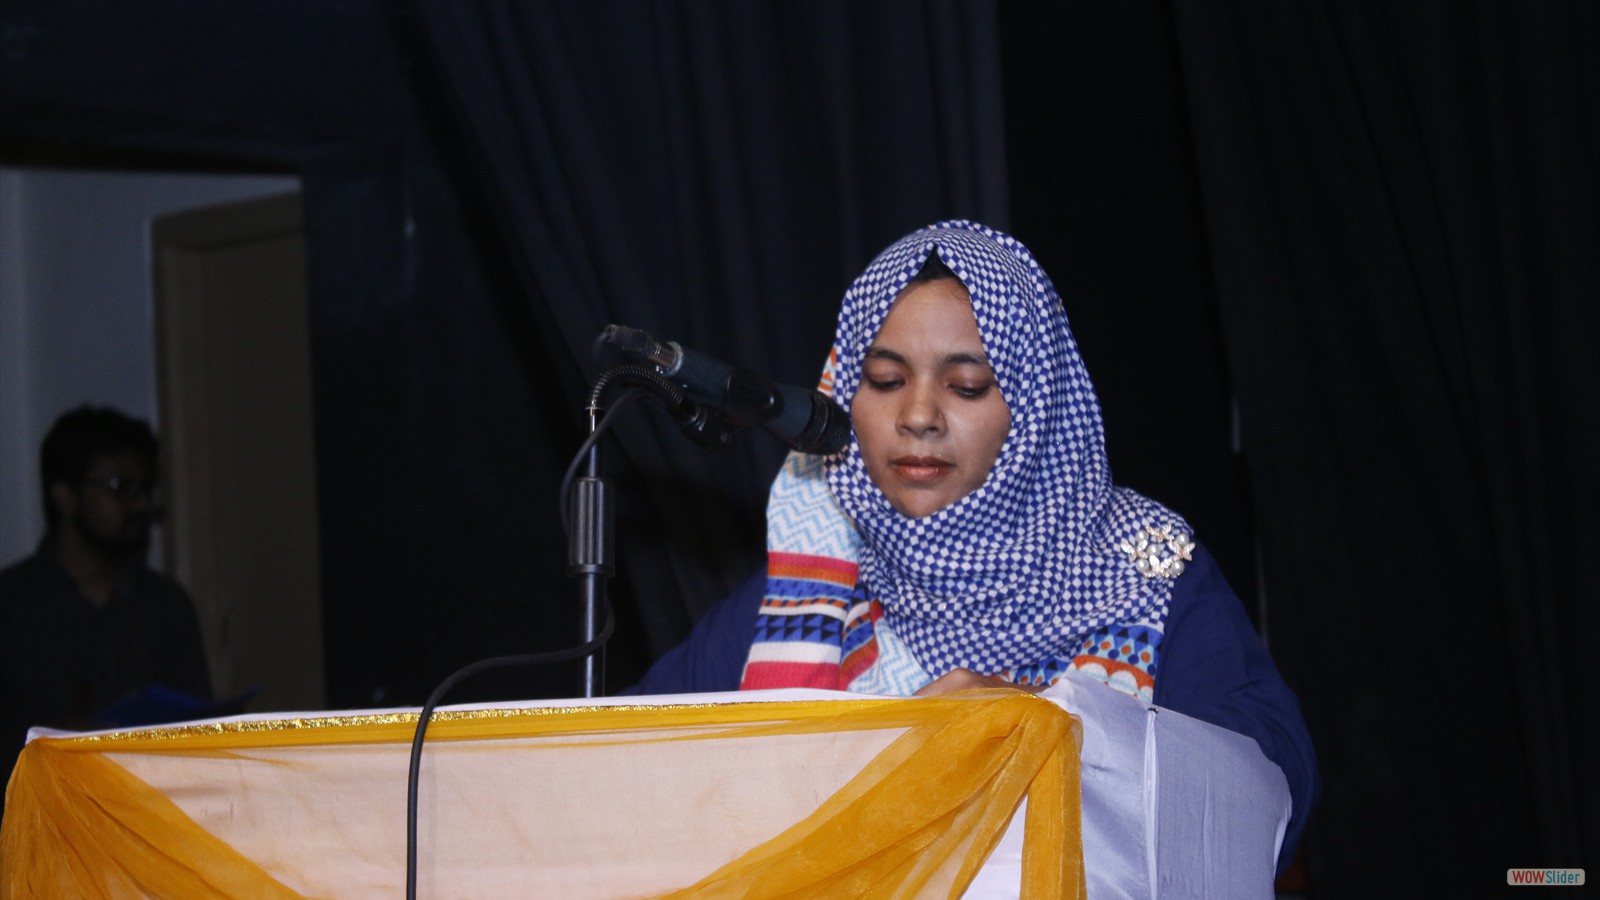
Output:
(965, 672), (1290, 899)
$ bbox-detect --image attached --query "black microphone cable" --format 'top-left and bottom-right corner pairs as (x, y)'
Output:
(403, 611), (615, 900)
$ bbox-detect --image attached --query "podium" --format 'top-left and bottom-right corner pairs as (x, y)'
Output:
(2, 675), (1288, 898)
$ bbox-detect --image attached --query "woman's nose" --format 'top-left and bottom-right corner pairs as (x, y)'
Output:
(897, 384), (944, 436)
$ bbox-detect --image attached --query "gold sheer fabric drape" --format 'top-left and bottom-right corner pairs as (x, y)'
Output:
(2, 690), (1082, 898)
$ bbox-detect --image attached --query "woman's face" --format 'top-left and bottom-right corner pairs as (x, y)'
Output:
(851, 278), (1011, 518)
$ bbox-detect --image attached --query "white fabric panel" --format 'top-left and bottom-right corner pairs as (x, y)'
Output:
(965, 673), (1288, 899)
(1152, 702), (1290, 899)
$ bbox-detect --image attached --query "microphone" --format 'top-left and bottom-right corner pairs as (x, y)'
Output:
(598, 325), (850, 455)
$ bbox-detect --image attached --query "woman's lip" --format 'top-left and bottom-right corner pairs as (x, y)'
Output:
(890, 457), (953, 482)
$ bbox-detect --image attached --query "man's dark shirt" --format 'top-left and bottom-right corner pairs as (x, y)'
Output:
(0, 548), (212, 779)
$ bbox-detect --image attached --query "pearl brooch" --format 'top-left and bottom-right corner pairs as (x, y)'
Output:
(1118, 523), (1196, 579)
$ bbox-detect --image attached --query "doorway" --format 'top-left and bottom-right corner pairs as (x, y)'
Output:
(152, 192), (326, 711)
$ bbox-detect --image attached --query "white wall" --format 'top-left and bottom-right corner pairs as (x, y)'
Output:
(0, 167), (299, 567)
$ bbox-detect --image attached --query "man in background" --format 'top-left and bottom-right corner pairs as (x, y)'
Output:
(0, 405), (212, 780)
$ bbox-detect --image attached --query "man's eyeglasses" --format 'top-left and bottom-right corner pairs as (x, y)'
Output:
(80, 476), (158, 501)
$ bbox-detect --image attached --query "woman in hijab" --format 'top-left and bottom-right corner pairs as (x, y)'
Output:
(627, 220), (1316, 866)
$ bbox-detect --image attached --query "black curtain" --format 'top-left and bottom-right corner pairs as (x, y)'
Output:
(1001, 3), (1257, 620)
(404, 0), (1010, 684)
(1174, 3), (1599, 892)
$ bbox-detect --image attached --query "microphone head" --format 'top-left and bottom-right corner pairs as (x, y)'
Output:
(791, 392), (851, 455)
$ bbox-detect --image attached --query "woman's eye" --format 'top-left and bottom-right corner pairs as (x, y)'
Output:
(952, 383), (993, 399)
(863, 376), (903, 392)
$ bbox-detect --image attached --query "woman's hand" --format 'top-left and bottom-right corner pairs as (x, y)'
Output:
(914, 667), (1045, 696)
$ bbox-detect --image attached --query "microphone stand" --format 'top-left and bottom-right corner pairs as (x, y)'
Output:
(566, 363), (733, 698)
(568, 398), (613, 699)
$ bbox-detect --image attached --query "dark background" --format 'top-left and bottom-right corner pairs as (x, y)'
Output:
(3, 2), (1593, 895)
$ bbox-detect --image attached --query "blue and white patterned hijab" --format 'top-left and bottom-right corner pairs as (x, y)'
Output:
(819, 220), (1190, 677)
